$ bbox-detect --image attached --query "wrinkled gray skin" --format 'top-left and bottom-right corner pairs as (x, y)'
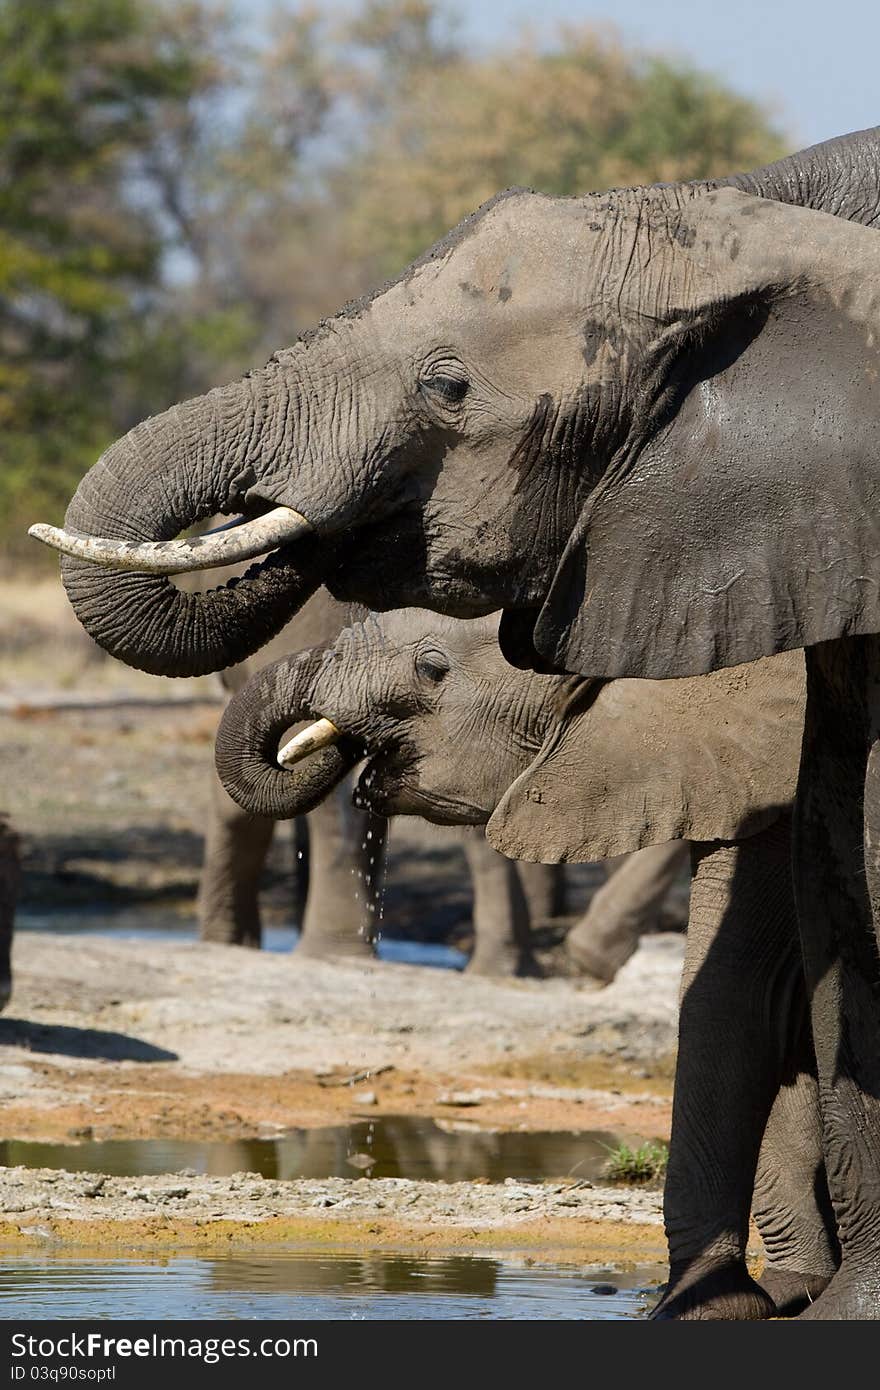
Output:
(199, 586), (567, 974)
(197, 587), (386, 961)
(214, 610), (827, 1317)
(47, 128), (880, 1318)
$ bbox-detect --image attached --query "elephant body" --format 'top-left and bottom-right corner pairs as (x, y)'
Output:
(213, 606), (822, 1316)
(199, 586), (685, 979)
(38, 126), (880, 1317)
(198, 586), (578, 975)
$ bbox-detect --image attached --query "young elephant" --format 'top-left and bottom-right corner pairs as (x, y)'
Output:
(213, 611), (830, 1319)
(200, 586), (567, 973)
(197, 586), (385, 960)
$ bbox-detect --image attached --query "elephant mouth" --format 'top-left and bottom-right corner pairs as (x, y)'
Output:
(352, 755), (488, 827)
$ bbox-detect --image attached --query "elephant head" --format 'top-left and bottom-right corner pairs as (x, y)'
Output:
(213, 608), (805, 861)
(33, 171), (880, 683)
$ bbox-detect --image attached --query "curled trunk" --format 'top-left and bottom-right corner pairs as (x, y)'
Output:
(215, 649), (363, 819)
(61, 376), (325, 677)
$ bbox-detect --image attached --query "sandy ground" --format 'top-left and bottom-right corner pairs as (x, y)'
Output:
(0, 931), (682, 1258)
(2, 577), (690, 1267)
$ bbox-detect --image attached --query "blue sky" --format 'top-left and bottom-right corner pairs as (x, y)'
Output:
(456, 0), (877, 147)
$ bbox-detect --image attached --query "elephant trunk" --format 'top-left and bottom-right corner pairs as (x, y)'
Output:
(58, 372), (329, 677)
(215, 647), (363, 819)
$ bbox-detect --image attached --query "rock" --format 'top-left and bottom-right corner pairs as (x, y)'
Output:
(353, 1090), (377, 1106)
(345, 1152), (375, 1170)
(436, 1091), (483, 1107)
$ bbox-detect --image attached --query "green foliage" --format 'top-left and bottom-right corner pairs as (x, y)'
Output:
(602, 1139), (669, 1185)
(0, 0), (210, 553)
(1, 0), (789, 563)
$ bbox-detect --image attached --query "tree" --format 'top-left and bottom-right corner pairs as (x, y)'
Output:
(0, 0), (209, 555)
(337, 22), (788, 280)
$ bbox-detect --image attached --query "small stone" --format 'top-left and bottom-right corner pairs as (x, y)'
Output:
(436, 1092), (482, 1107)
(353, 1090), (377, 1106)
(345, 1152), (375, 1170)
(590, 1284), (618, 1296)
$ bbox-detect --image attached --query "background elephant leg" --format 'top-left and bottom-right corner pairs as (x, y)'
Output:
(0, 815), (18, 1010)
(462, 830), (539, 977)
(515, 861), (566, 924)
(753, 1016), (839, 1317)
(654, 819), (799, 1320)
(566, 841), (688, 984)
(297, 776), (386, 960)
(198, 770), (273, 947)
(793, 637), (880, 1319)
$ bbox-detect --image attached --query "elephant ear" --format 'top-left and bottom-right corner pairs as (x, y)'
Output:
(486, 650), (804, 863)
(529, 188), (880, 679)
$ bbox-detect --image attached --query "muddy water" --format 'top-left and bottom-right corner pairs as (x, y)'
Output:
(0, 1250), (662, 1319)
(0, 1117), (649, 1184)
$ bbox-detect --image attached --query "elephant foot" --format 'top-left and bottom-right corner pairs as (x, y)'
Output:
(795, 1266), (880, 1319)
(295, 933), (374, 962)
(650, 1263), (776, 1320)
(532, 944), (606, 986)
(466, 949), (543, 979)
(199, 919), (261, 948)
(532, 934), (613, 986)
(757, 1266), (833, 1318)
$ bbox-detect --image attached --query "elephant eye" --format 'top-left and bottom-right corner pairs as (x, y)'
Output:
(415, 649), (450, 683)
(421, 374), (469, 405)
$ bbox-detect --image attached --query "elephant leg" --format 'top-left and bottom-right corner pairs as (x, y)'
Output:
(0, 816), (18, 1011)
(654, 819), (802, 1320)
(752, 1017), (839, 1316)
(297, 776), (386, 960)
(565, 841), (688, 984)
(516, 861), (567, 924)
(462, 830), (539, 978)
(197, 770), (273, 947)
(792, 637), (880, 1320)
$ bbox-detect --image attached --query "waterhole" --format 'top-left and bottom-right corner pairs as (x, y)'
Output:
(0, 1250), (662, 1320)
(0, 1116), (654, 1184)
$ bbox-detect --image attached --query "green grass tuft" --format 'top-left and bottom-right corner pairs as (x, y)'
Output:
(602, 1139), (668, 1185)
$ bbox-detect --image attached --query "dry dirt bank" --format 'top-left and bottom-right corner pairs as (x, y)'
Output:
(1, 932), (680, 1142)
(0, 1169), (670, 1265)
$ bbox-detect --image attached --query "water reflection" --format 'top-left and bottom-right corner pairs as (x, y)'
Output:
(0, 1117), (650, 1184)
(0, 1251), (662, 1320)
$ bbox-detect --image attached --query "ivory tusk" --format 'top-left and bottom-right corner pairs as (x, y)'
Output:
(278, 718), (341, 768)
(27, 506), (312, 574)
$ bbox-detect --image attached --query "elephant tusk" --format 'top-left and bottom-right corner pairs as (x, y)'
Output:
(27, 506), (313, 574)
(278, 718), (342, 768)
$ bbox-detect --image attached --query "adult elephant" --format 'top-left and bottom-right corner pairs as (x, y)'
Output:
(212, 608), (825, 1317)
(31, 127), (880, 1317)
